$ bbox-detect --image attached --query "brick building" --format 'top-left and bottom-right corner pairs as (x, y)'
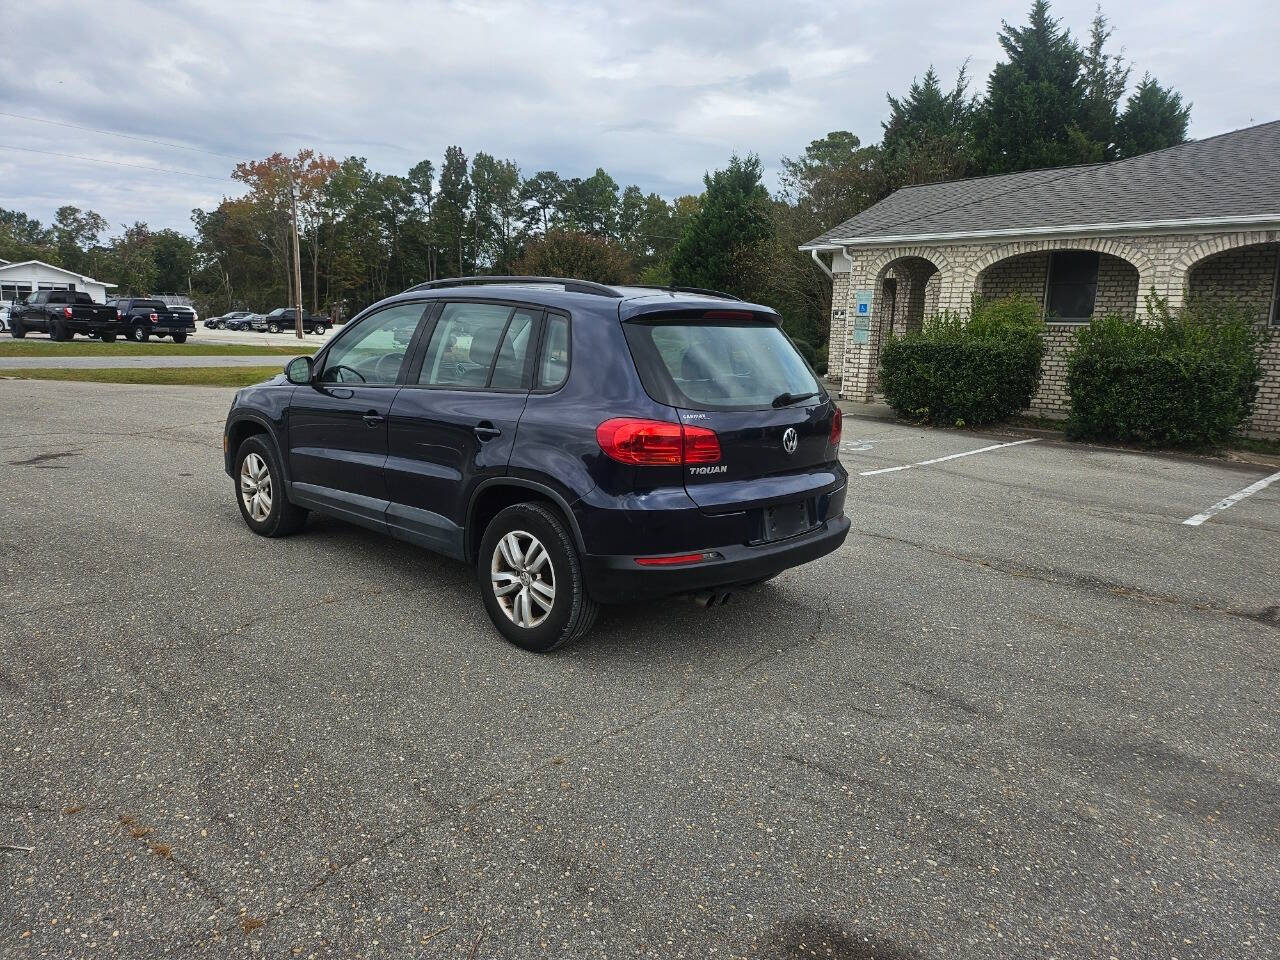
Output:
(801, 120), (1280, 437)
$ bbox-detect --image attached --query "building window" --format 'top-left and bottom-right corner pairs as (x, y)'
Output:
(1045, 251), (1099, 322)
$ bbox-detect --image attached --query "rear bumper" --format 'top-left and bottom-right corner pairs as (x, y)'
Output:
(582, 513), (850, 604)
(69, 319), (121, 334)
(150, 322), (196, 335)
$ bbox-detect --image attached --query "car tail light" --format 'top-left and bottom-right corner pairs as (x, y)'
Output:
(116, 309), (124, 319)
(682, 426), (721, 463)
(149, 312), (158, 323)
(829, 407), (842, 448)
(63, 307), (73, 318)
(596, 418), (721, 466)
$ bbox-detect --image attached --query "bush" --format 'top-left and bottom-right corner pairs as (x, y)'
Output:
(1066, 296), (1266, 448)
(880, 295), (1046, 426)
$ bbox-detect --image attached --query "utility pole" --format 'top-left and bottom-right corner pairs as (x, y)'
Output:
(288, 170), (304, 339)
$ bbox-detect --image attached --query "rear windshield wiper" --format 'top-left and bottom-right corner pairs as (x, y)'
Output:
(772, 390), (819, 408)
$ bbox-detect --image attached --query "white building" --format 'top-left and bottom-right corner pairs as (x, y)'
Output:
(0, 259), (117, 304)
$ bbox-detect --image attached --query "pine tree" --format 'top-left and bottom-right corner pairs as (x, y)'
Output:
(406, 159), (437, 281)
(668, 155), (772, 298)
(881, 66), (975, 186)
(1115, 74), (1191, 158)
(436, 146), (472, 277)
(519, 171), (564, 235)
(973, 0), (1090, 173)
(1076, 8), (1130, 160)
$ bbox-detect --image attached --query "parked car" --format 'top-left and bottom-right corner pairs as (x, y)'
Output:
(206, 311), (253, 330)
(223, 276), (848, 652)
(227, 312), (260, 331)
(0, 303), (9, 332)
(10, 290), (120, 341)
(108, 298), (197, 342)
(169, 304), (198, 326)
(255, 307), (330, 335)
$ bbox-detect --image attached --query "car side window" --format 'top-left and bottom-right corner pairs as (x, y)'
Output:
(318, 302), (427, 385)
(418, 303), (536, 389)
(537, 315), (570, 390)
(489, 309), (538, 390)
(47, 292), (65, 305)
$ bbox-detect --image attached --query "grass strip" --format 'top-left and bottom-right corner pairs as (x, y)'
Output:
(2, 366), (283, 387)
(0, 340), (313, 357)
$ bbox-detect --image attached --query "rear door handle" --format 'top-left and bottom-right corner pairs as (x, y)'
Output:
(362, 411), (385, 427)
(474, 422), (502, 441)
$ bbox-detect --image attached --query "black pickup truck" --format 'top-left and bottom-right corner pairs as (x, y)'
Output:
(109, 298), (197, 342)
(254, 307), (330, 335)
(10, 290), (121, 341)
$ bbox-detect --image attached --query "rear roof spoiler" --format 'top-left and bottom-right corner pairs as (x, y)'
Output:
(624, 284), (741, 301)
(619, 301), (780, 324)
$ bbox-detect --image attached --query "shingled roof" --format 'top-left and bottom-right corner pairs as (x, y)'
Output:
(802, 119), (1280, 248)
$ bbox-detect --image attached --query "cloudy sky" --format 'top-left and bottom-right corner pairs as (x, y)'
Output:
(1, 0), (1276, 236)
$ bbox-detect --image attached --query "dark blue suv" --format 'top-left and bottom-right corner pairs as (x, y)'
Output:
(223, 277), (849, 651)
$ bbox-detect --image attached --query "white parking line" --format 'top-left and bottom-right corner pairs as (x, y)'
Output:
(860, 465), (911, 476)
(858, 438), (1039, 477)
(1182, 470), (1280, 526)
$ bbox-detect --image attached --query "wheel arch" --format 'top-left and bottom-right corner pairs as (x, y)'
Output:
(466, 478), (585, 565)
(225, 414), (289, 484)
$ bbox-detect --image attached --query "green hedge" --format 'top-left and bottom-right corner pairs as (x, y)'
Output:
(880, 296), (1045, 427)
(1065, 297), (1266, 448)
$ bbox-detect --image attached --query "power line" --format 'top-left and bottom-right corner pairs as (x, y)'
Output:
(0, 143), (228, 182)
(0, 110), (243, 161)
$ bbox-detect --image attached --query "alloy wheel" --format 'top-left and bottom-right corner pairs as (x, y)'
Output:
(490, 530), (555, 628)
(239, 452), (273, 522)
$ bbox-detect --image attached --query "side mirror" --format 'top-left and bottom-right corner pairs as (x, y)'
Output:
(284, 355), (314, 385)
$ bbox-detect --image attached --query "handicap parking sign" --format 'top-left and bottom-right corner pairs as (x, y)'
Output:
(854, 289), (873, 315)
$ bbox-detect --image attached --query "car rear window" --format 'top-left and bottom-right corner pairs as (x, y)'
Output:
(623, 320), (820, 411)
(132, 299), (166, 311)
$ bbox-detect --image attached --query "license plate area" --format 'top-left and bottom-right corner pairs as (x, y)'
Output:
(754, 501), (815, 544)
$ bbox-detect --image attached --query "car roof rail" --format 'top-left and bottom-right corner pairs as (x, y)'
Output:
(626, 284), (743, 301)
(406, 276), (624, 299)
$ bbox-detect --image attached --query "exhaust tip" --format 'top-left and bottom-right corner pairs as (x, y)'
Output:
(688, 590), (734, 608)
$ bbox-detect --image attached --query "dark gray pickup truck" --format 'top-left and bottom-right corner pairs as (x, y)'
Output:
(108, 297), (197, 342)
(9, 290), (121, 341)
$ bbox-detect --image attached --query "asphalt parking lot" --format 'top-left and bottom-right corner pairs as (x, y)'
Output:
(1, 378), (1277, 959)
(195, 326), (336, 349)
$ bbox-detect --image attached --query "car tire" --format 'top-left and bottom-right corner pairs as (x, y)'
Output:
(267, 322), (280, 334)
(234, 435), (307, 538)
(173, 333), (188, 344)
(48, 321), (64, 342)
(10, 320), (24, 338)
(131, 324), (148, 342)
(101, 332), (117, 343)
(478, 502), (598, 653)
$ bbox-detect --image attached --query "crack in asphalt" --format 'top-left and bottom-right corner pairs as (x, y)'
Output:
(6, 448), (82, 466)
(856, 528), (1280, 630)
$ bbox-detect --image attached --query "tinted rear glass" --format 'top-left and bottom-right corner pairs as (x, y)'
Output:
(624, 320), (819, 411)
(132, 300), (166, 311)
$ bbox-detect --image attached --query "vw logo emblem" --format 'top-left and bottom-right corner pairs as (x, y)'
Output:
(782, 427), (799, 454)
